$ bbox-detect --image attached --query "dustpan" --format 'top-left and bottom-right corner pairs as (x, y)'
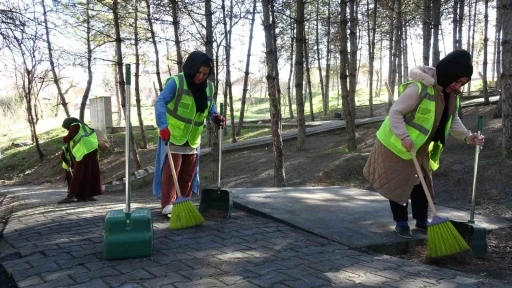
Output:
(103, 64), (153, 260)
(451, 115), (487, 258)
(199, 103), (233, 219)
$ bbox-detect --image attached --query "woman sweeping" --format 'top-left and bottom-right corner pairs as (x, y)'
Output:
(152, 51), (225, 216)
(363, 49), (485, 239)
(58, 117), (103, 203)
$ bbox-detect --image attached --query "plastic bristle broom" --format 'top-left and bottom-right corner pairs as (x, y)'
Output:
(411, 151), (469, 258)
(166, 145), (204, 230)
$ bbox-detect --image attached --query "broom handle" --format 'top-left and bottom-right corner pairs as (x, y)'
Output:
(166, 144), (182, 198)
(217, 103), (223, 189)
(410, 151), (437, 216)
(469, 115), (483, 223)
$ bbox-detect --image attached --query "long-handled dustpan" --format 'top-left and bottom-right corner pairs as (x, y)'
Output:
(103, 64), (153, 260)
(199, 103), (233, 219)
(451, 115), (488, 258)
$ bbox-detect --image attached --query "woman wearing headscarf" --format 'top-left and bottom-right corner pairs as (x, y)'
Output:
(153, 51), (225, 215)
(363, 49), (485, 238)
(58, 117), (102, 203)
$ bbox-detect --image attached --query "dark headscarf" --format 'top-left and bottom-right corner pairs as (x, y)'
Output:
(62, 117), (81, 130)
(435, 49), (473, 91)
(432, 50), (473, 146)
(182, 51), (213, 113)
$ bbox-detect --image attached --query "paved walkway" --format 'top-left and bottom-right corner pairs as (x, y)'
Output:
(0, 186), (508, 287)
(0, 96), (506, 287)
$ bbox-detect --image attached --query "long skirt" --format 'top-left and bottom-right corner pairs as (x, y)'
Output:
(67, 149), (102, 199)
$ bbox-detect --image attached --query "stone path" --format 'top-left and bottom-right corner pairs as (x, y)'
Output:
(0, 186), (507, 288)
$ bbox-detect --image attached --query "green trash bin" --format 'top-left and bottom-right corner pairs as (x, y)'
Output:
(103, 64), (153, 260)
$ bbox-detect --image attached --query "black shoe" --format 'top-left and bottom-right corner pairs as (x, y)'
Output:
(87, 197), (98, 201)
(415, 223), (428, 233)
(76, 197), (88, 202)
(394, 225), (413, 239)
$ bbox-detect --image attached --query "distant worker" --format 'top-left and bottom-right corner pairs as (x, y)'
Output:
(58, 117), (103, 203)
(152, 51), (225, 216)
(363, 50), (485, 238)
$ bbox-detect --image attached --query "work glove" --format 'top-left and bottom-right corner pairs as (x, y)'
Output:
(213, 114), (226, 128)
(159, 127), (171, 141)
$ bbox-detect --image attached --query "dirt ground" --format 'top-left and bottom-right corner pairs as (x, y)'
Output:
(2, 102), (512, 283)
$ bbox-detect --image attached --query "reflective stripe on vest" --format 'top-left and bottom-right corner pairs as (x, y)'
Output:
(376, 81), (458, 171)
(70, 123), (98, 161)
(376, 81), (435, 160)
(165, 74), (213, 148)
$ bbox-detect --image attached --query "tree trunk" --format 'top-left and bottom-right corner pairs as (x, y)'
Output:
(113, 0), (141, 170)
(466, 0), (473, 92)
(403, 21), (409, 82)
(221, 0), (236, 143)
(171, 0), (183, 73)
(41, 0), (70, 118)
(494, 0), (503, 119)
(468, 0), (478, 96)
(324, 0), (332, 117)
(286, 8), (295, 120)
(501, 0), (512, 157)
(114, 61), (122, 126)
(453, 0), (459, 50)
(397, 11), (403, 87)
(335, 54), (340, 107)
(134, 1), (147, 149)
(79, 0), (92, 122)
(262, 0), (286, 187)
(347, 0), (358, 151)
(315, 1), (326, 116)
(482, 0), (490, 104)
(340, 0), (356, 151)
(432, 0), (441, 66)
(145, 0), (163, 91)
(387, 0), (395, 109)
(270, 2), (283, 125)
(423, 0), (432, 66)
(389, 0), (401, 102)
(368, 0), (377, 117)
(295, 0), (307, 150)
(304, 29), (315, 121)
(237, 0), (257, 136)
(458, 0), (465, 49)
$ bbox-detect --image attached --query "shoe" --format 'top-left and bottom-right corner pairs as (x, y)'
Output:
(57, 197), (77, 204)
(76, 197), (88, 202)
(87, 197), (98, 201)
(415, 222), (428, 233)
(394, 225), (413, 239)
(162, 205), (173, 215)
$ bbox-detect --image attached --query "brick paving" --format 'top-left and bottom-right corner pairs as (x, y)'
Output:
(0, 187), (507, 287)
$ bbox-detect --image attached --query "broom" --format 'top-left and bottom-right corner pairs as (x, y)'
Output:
(166, 145), (204, 230)
(166, 144), (204, 230)
(410, 151), (469, 258)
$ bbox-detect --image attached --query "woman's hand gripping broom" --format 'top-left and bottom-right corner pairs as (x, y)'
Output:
(410, 151), (469, 258)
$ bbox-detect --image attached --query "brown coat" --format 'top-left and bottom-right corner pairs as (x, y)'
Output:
(363, 66), (470, 205)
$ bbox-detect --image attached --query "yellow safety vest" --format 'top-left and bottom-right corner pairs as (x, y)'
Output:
(376, 81), (458, 171)
(165, 74), (214, 148)
(70, 123), (98, 161)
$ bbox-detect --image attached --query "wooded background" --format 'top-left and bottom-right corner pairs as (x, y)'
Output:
(1, 0), (511, 186)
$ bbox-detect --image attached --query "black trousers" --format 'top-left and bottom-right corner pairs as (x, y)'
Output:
(389, 183), (428, 222)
